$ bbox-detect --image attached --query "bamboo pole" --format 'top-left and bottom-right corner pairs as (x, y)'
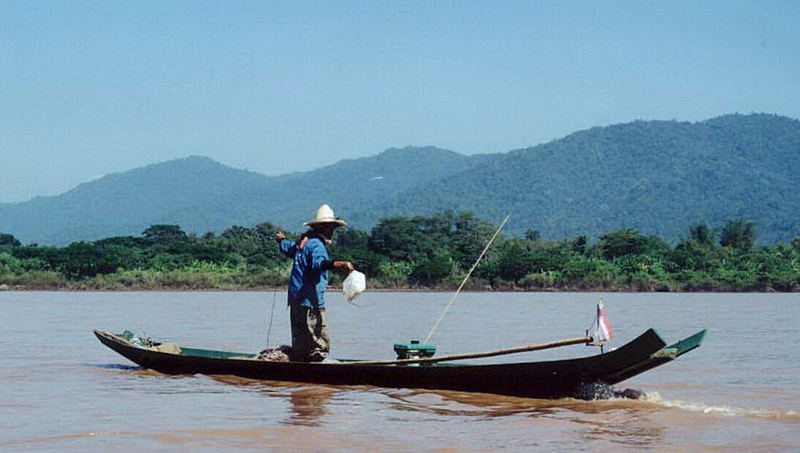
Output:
(424, 213), (511, 344)
(342, 336), (592, 366)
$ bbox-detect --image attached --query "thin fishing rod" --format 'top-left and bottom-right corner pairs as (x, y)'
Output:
(424, 213), (511, 344)
(266, 290), (277, 346)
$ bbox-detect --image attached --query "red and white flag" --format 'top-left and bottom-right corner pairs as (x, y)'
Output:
(591, 301), (614, 345)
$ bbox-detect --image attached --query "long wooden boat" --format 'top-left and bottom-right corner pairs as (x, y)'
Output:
(94, 328), (705, 399)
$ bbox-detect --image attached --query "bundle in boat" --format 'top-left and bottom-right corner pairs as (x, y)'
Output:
(257, 345), (292, 362)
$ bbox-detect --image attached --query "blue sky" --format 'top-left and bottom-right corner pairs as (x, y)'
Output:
(2, 1), (798, 202)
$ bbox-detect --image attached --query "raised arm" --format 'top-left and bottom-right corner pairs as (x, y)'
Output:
(275, 231), (298, 258)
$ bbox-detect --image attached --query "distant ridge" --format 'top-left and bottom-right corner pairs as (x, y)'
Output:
(0, 148), (485, 244)
(1, 114), (799, 245)
(0, 156), (274, 244)
(351, 113), (800, 244)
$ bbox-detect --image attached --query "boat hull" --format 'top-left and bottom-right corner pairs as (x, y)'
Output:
(94, 328), (704, 399)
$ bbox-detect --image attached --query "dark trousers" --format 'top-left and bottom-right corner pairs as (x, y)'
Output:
(289, 305), (330, 362)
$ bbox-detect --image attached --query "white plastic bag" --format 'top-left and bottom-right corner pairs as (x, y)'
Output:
(342, 270), (366, 302)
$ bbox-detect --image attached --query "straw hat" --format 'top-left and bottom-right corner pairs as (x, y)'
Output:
(304, 204), (347, 227)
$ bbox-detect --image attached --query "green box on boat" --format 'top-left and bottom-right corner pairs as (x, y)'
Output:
(393, 340), (436, 359)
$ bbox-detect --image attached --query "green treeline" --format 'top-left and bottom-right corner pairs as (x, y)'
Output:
(1, 211), (799, 291)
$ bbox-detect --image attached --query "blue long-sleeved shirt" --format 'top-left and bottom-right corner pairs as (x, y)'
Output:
(279, 235), (332, 308)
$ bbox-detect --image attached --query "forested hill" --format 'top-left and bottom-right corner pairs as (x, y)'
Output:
(349, 114), (800, 244)
(1, 114), (799, 245)
(0, 147), (486, 245)
(248, 146), (491, 233)
(0, 156), (274, 245)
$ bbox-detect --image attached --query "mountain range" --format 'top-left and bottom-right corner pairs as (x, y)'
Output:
(1, 113), (798, 245)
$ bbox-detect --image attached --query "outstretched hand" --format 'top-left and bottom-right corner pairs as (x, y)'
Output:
(333, 260), (355, 273)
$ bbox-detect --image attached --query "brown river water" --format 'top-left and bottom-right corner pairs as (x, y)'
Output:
(1, 291), (799, 452)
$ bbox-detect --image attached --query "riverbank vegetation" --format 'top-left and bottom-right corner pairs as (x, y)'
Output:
(1, 211), (799, 291)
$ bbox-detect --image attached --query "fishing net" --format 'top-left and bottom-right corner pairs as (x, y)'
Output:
(257, 345), (292, 362)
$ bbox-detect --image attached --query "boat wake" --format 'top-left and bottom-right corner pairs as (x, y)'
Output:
(573, 383), (799, 421)
(574, 382), (643, 400)
(641, 392), (800, 421)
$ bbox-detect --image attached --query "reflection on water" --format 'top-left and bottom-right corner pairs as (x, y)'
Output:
(383, 388), (556, 418)
(192, 378), (669, 450)
(377, 388), (670, 449)
(85, 363), (142, 370)
(286, 387), (336, 426)
(209, 376), (336, 426)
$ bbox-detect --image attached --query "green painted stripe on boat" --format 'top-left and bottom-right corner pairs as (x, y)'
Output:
(179, 347), (255, 359)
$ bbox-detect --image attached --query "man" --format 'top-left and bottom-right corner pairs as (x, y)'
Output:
(275, 204), (355, 362)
